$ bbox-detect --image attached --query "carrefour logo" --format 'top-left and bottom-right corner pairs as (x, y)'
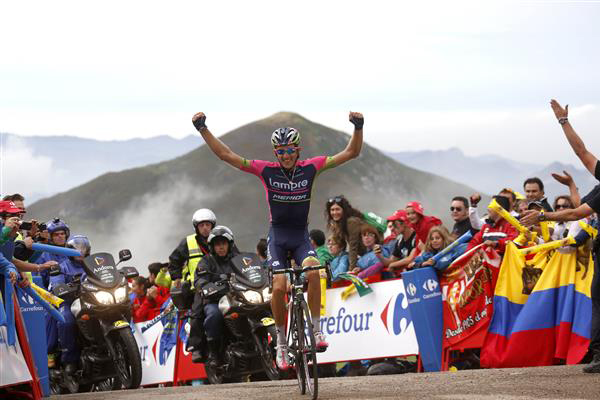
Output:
(406, 283), (417, 297)
(380, 293), (412, 336)
(423, 279), (438, 292)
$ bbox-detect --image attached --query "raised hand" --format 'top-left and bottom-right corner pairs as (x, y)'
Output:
(349, 111), (364, 130)
(552, 170), (574, 187)
(192, 112), (207, 131)
(550, 99), (568, 120)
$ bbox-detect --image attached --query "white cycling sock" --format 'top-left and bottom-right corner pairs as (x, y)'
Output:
(276, 325), (286, 345)
(312, 316), (321, 333)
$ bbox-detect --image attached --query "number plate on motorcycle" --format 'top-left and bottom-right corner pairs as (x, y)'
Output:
(261, 317), (275, 326)
(113, 320), (129, 328)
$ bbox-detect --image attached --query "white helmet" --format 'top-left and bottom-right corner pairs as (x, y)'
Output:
(271, 127), (300, 147)
(192, 208), (217, 229)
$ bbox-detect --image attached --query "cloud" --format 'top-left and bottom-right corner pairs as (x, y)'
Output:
(90, 179), (223, 276)
(0, 134), (69, 201)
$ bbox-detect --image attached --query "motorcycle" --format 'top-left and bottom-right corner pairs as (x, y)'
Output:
(49, 249), (142, 394)
(197, 252), (279, 384)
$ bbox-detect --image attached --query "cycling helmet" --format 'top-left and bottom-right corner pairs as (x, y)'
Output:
(192, 208), (217, 229)
(271, 127), (300, 148)
(66, 235), (91, 258)
(46, 218), (70, 239)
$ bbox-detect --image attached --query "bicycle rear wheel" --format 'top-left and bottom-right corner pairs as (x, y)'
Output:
(298, 299), (318, 400)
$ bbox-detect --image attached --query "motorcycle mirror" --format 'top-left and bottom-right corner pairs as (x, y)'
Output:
(49, 265), (61, 276)
(118, 249), (132, 263)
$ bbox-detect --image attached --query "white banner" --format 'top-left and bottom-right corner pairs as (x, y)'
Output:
(0, 326), (33, 388)
(132, 309), (178, 386)
(316, 279), (418, 363)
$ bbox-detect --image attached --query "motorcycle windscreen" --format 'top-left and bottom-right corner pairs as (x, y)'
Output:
(230, 252), (267, 289)
(83, 252), (120, 288)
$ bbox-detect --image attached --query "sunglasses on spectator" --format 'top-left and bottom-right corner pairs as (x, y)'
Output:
(555, 203), (570, 209)
(450, 207), (464, 212)
(275, 148), (297, 155)
(328, 196), (344, 205)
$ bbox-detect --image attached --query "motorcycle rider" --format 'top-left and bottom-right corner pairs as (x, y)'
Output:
(37, 218), (71, 289)
(168, 208), (216, 361)
(48, 235), (91, 374)
(194, 225), (239, 367)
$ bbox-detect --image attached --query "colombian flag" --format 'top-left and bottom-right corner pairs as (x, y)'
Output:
(481, 241), (593, 367)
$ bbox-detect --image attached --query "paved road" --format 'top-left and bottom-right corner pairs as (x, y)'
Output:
(56, 365), (600, 400)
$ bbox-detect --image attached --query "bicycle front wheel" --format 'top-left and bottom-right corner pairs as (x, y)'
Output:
(298, 299), (318, 400)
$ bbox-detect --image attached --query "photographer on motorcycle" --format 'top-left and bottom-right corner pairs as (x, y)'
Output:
(194, 225), (239, 367)
(168, 208), (215, 361)
(47, 235), (91, 374)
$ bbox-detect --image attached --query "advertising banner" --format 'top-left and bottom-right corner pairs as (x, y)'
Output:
(317, 279), (418, 364)
(0, 325), (32, 387)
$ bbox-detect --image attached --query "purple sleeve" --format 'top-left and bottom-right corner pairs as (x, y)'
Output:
(240, 159), (269, 176)
(357, 262), (385, 279)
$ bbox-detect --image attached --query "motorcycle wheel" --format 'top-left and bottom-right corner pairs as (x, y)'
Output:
(257, 325), (280, 380)
(111, 329), (142, 389)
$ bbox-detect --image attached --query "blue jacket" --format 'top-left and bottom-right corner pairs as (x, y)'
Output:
(49, 258), (86, 289)
(37, 252), (71, 289)
(330, 251), (349, 281)
(413, 243), (468, 271)
(357, 246), (391, 270)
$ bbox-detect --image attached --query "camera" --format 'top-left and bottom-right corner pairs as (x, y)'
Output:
(19, 221), (47, 231)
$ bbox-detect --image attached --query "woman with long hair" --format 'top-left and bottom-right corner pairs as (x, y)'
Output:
(409, 226), (465, 271)
(325, 195), (370, 271)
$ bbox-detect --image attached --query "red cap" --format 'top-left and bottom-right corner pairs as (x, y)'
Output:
(405, 201), (424, 216)
(387, 209), (409, 224)
(0, 201), (24, 214)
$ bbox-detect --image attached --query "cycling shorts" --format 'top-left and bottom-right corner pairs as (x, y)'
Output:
(267, 226), (318, 271)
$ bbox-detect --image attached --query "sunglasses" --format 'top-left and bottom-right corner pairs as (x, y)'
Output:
(328, 196), (344, 205)
(275, 148), (297, 155)
(555, 204), (571, 209)
(450, 207), (464, 212)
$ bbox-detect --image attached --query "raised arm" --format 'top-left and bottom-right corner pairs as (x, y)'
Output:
(330, 111), (364, 167)
(551, 100), (598, 176)
(192, 112), (245, 169)
(552, 170), (581, 207)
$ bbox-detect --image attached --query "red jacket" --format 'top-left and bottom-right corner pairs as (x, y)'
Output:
(132, 294), (160, 323)
(467, 219), (519, 254)
(411, 215), (443, 245)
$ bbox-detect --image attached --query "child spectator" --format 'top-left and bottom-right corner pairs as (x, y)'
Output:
(405, 201), (442, 249)
(410, 226), (462, 270)
(351, 225), (390, 280)
(131, 276), (162, 323)
(309, 229), (333, 267)
(328, 236), (349, 282)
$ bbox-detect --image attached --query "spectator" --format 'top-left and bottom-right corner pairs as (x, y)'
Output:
(383, 210), (418, 274)
(309, 229), (333, 267)
(515, 198), (529, 216)
(328, 236), (349, 282)
(552, 170), (582, 207)
(147, 262), (171, 300)
(410, 226), (461, 270)
(450, 196), (473, 238)
(524, 177), (553, 212)
(405, 201), (442, 249)
(383, 221), (397, 244)
(325, 195), (369, 271)
(469, 190), (520, 231)
(467, 195), (519, 254)
(131, 276), (161, 323)
(550, 195), (583, 247)
(351, 224), (390, 280)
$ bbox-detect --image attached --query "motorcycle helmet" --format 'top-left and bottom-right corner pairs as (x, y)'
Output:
(46, 218), (70, 239)
(192, 208), (217, 230)
(207, 225), (234, 255)
(271, 127), (300, 148)
(66, 235), (91, 258)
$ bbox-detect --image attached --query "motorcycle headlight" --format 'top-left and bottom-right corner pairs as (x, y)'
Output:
(114, 286), (127, 303)
(94, 291), (114, 305)
(242, 290), (263, 304)
(262, 287), (272, 302)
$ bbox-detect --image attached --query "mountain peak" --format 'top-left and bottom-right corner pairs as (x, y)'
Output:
(262, 111), (308, 125)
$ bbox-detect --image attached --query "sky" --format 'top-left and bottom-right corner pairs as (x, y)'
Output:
(1, 0), (600, 165)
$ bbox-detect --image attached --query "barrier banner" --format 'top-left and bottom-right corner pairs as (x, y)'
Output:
(132, 301), (178, 386)
(440, 244), (501, 347)
(0, 325), (33, 388)
(173, 319), (206, 383)
(17, 276), (50, 396)
(402, 267), (443, 372)
(316, 279), (417, 364)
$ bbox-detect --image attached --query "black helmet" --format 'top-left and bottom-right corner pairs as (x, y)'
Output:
(207, 225), (234, 255)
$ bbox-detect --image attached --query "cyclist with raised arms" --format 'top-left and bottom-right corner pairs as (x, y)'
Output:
(191, 111), (364, 369)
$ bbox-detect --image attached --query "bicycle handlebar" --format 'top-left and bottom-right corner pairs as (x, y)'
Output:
(272, 264), (326, 275)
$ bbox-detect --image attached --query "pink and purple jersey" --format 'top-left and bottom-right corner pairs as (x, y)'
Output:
(240, 156), (335, 228)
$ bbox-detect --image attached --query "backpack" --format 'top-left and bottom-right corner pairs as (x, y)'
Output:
(362, 211), (387, 234)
